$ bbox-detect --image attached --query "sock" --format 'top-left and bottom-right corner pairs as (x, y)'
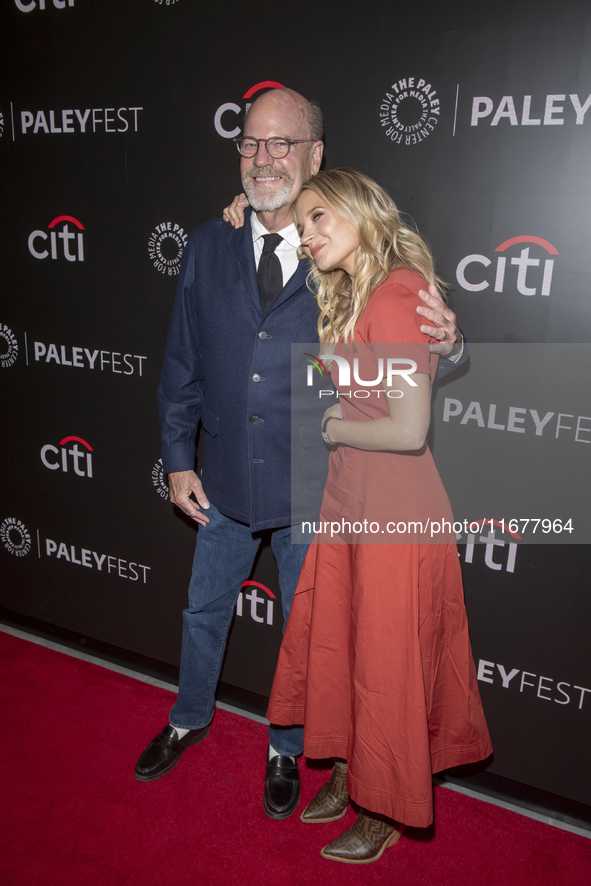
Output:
(268, 743), (296, 763)
(170, 725), (190, 739)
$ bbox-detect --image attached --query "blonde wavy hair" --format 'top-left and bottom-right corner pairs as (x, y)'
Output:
(297, 168), (444, 344)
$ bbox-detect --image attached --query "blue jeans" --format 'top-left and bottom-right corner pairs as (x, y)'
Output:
(169, 503), (308, 757)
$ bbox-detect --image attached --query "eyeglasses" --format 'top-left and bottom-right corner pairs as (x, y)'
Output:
(234, 136), (315, 159)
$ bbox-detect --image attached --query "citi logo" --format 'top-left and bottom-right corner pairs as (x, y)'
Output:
(41, 436), (93, 477)
(456, 236), (558, 296)
(14, 0), (74, 11)
(28, 216), (84, 262)
(214, 81), (286, 139)
(236, 580), (275, 625)
(470, 92), (591, 127)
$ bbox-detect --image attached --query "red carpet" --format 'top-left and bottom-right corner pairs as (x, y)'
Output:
(1, 630), (590, 886)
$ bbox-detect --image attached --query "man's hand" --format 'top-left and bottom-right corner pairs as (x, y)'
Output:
(168, 470), (210, 525)
(222, 193), (249, 228)
(417, 284), (462, 358)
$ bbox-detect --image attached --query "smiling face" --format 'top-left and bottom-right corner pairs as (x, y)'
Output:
(240, 91), (322, 215)
(295, 188), (360, 277)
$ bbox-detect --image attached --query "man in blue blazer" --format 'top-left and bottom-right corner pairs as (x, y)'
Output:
(135, 87), (463, 820)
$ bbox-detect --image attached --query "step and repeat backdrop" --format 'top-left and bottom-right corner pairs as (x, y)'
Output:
(1, 0), (589, 807)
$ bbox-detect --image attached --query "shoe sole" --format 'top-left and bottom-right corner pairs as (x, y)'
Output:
(134, 726), (210, 782)
(262, 783), (301, 820)
(320, 825), (405, 864)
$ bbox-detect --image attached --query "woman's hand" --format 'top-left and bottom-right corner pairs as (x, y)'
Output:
(222, 193), (250, 228)
(322, 402), (343, 441)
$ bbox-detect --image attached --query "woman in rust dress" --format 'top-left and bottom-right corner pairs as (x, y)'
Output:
(267, 169), (492, 864)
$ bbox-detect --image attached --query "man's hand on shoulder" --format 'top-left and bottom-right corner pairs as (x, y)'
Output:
(222, 193), (250, 228)
(168, 470), (211, 525)
(417, 284), (462, 358)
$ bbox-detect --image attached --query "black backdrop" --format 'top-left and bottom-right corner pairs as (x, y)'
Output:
(1, 0), (590, 811)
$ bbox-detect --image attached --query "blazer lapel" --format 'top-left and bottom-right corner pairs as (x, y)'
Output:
(267, 258), (310, 314)
(228, 209), (263, 317)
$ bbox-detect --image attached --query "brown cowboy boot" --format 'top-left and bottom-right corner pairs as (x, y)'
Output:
(300, 760), (348, 823)
(320, 809), (405, 864)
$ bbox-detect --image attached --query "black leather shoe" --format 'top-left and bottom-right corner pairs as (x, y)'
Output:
(134, 724), (210, 782)
(263, 747), (301, 820)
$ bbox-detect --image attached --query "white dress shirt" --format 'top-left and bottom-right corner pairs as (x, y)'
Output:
(250, 211), (301, 286)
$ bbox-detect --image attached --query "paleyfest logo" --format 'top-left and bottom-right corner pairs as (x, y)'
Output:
(1, 518), (31, 557)
(380, 76), (440, 145)
(0, 324), (18, 368)
(214, 80), (286, 139)
(148, 222), (187, 276)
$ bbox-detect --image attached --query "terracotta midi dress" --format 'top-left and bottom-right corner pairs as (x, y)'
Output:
(267, 269), (492, 828)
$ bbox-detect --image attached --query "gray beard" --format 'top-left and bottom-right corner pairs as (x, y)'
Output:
(242, 165), (295, 212)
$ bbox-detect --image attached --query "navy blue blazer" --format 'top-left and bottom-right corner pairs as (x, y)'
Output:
(157, 210), (325, 531)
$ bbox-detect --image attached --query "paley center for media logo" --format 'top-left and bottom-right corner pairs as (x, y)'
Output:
(152, 459), (169, 500)
(28, 215), (85, 262)
(456, 235), (558, 297)
(0, 324), (18, 368)
(214, 80), (286, 139)
(0, 515), (152, 583)
(41, 435), (94, 478)
(379, 76), (440, 146)
(1, 518), (31, 557)
(148, 222), (188, 276)
(14, 0), (74, 11)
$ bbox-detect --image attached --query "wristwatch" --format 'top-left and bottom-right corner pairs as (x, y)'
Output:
(322, 416), (342, 445)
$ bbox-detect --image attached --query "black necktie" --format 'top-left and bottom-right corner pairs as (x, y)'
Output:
(257, 233), (283, 313)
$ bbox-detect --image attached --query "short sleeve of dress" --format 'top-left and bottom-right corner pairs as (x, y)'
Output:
(360, 270), (436, 376)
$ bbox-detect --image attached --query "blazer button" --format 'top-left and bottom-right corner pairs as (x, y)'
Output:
(252, 373), (261, 383)
(258, 331), (268, 340)
(250, 415), (259, 424)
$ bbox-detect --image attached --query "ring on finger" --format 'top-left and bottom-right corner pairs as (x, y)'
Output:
(441, 329), (448, 342)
